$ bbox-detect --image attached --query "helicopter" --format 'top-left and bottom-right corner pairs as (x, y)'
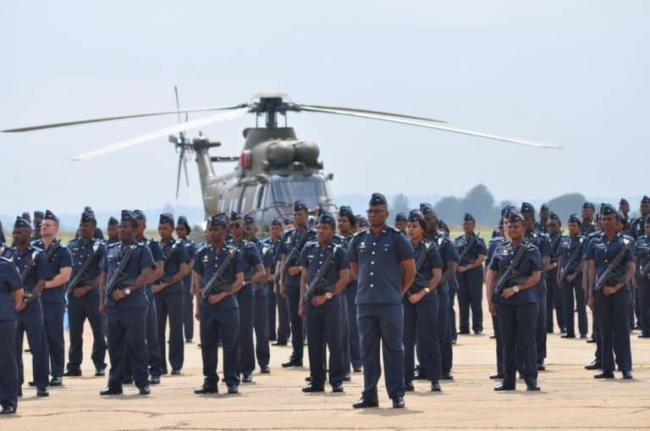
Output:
(2, 90), (560, 226)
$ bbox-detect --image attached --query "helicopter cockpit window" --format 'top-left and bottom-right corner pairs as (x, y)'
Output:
(267, 175), (330, 210)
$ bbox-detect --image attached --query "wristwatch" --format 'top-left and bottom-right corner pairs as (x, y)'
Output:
(325, 292), (333, 300)
(512, 286), (520, 293)
(124, 288), (131, 296)
(424, 287), (431, 294)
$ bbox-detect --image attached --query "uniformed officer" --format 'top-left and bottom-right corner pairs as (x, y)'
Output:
(583, 216), (604, 370)
(31, 211), (43, 240)
(34, 210), (72, 386)
(539, 204), (550, 233)
(153, 213), (191, 375)
(394, 213), (407, 234)
(634, 215), (650, 338)
(0, 220), (5, 244)
(349, 193), (415, 409)
(521, 202), (551, 371)
(581, 202), (597, 236)
(454, 213), (487, 335)
(99, 210), (154, 396)
(278, 201), (317, 368)
(193, 214), (245, 395)
(558, 214), (588, 339)
(487, 210), (543, 391)
(356, 215), (369, 232)
(12, 217), (50, 397)
(486, 216), (507, 380)
(585, 204), (635, 379)
(628, 196), (650, 239)
(266, 218), (289, 346)
(299, 212), (350, 393)
(64, 209), (107, 377)
(175, 216), (197, 344)
(0, 243), (23, 414)
(403, 210), (443, 392)
(337, 206), (362, 373)
(132, 209), (164, 384)
(546, 212), (566, 333)
(619, 199), (630, 226)
(243, 214), (272, 374)
(106, 217), (119, 245)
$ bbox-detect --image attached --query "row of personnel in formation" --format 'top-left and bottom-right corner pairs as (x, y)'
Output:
(0, 194), (648, 414)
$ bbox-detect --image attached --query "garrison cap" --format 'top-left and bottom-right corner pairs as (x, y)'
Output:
(243, 214), (256, 225)
(438, 219), (449, 231)
(33, 211), (44, 221)
(133, 209), (146, 222)
(568, 213), (582, 225)
(463, 213), (475, 223)
(318, 212), (336, 228)
(419, 202), (435, 216)
(107, 216), (119, 226)
(619, 198), (629, 206)
(80, 209), (96, 224)
(230, 211), (241, 222)
(159, 213), (175, 227)
(209, 214), (228, 229)
(22, 212), (32, 223)
(14, 217), (31, 230)
(44, 209), (59, 223)
(540, 204), (549, 212)
(520, 202), (535, 215)
(501, 205), (515, 218)
(357, 215), (369, 228)
(176, 216), (191, 232)
(599, 203), (617, 217)
(394, 212), (407, 223)
(338, 206), (357, 226)
(407, 210), (427, 231)
(642, 195), (650, 204)
(271, 217), (283, 227)
(583, 202), (595, 211)
(549, 212), (560, 221)
(121, 210), (137, 228)
(294, 201), (308, 212)
(369, 193), (387, 207)
(506, 210), (525, 224)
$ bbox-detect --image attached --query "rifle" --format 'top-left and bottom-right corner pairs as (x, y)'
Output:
(594, 238), (632, 291)
(155, 241), (180, 285)
(103, 244), (136, 306)
(275, 229), (309, 283)
(457, 234), (480, 265)
(550, 233), (563, 264)
(559, 237), (584, 282)
(20, 249), (41, 303)
(65, 241), (101, 296)
(305, 244), (340, 300)
(201, 247), (237, 298)
(494, 243), (529, 295)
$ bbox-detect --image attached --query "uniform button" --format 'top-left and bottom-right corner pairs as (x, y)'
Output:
(370, 272), (374, 276)
(373, 242), (376, 246)
(371, 261), (375, 265)
(371, 251), (375, 255)
(319, 261), (322, 264)
(370, 283), (374, 288)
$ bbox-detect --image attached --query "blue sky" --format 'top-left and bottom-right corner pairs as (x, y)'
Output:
(1, 0), (649, 216)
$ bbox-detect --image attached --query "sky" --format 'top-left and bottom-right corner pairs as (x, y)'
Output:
(1, 0), (649, 219)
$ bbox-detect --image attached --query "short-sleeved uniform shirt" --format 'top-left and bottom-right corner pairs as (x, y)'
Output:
(179, 238), (198, 292)
(635, 235), (650, 278)
(489, 241), (543, 305)
(33, 239), (73, 304)
(67, 238), (106, 297)
(299, 240), (349, 296)
(429, 232), (459, 296)
(585, 233), (634, 290)
(279, 227), (317, 287)
(229, 239), (262, 297)
(557, 235), (585, 277)
(194, 244), (245, 311)
(14, 246), (50, 295)
(103, 242), (154, 308)
(408, 240), (443, 303)
(0, 257), (21, 321)
(158, 239), (191, 295)
(453, 233), (487, 267)
(348, 225), (414, 305)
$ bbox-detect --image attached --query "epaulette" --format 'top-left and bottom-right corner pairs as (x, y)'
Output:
(0, 255), (13, 263)
(107, 241), (122, 249)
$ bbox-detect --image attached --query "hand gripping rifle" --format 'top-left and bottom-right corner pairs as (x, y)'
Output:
(494, 243), (528, 295)
(594, 238), (632, 291)
(305, 245), (340, 301)
(458, 234), (480, 266)
(65, 241), (101, 296)
(201, 247), (237, 299)
(103, 244), (136, 306)
(559, 237), (584, 282)
(275, 229), (309, 283)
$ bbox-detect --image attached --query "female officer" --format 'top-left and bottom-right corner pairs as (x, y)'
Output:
(487, 210), (543, 391)
(0, 250), (23, 414)
(633, 215), (650, 338)
(403, 210), (443, 392)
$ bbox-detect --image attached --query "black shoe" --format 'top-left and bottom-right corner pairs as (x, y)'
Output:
(63, 370), (81, 377)
(272, 341), (288, 346)
(138, 385), (151, 395)
(95, 368), (106, 377)
(586, 337), (596, 343)
(525, 380), (540, 391)
(17, 387), (22, 397)
(494, 382), (515, 391)
(194, 385), (218, 394)
(282, 359), (302, 367)
(490, 374), (504, 380)
(331, 382), (344, 393)
(622, 371), (634, 380)
(36, 387), (49, 397)
(392, 396), (405, 409)
(50, 376), (63, 387)
(185, 339), (193, 344)
(537, 364), (546, 371)
(241, 373), (253, 383)
(561, 334), (575, 339)
(594, 372), (614, 379)
(440, 373), (454, 381)
(0, 405), (16, 415)
(149, 376), (161, 385)
(458, 330), (470, 335)
(580, 334), (587, 339)
(474, 330), (484, 336)
(490, 334), (496, 339)
(405, 381), (414, 392)
(99, 387), (122, 396)
(302, 382), (324, 393)
(260, 366), (270, 374)
(343, 373), (351, 382)
(305, 376), (311, 382)
(171, 369), (181, 376)
(353, 397), (379, 409)
(638, 333), (650, 339)
(227, 385), (239, 394)
(585, 360), (602, 370)
(28, 381), (36, 387)
(431, 381), (441, 392)
(353, 367), (362, 373)
(413, 368), (426, 380)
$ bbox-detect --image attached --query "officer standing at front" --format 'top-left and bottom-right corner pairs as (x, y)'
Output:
(634, 215), (650, 338)
(278, 201), (317, 368)
(487, 210), (543, 391)
(64, 209), (107, 377)
(585, 204), (635, 379)
(175, 216), (197, 344)
(192, 214), (245, 395)
(100, 210), (154, 396)
(546, 212), (565, 333)
(403, 210), (443, 392)
(35, 210), (72, 387)
(454, 213), (487, 335)
(349, 193), (415, 409)
(558, 214), (588, 339)
(153, 214), (190, 375)
(266, 218), (288, 346)
(299, 212), (350, 393)
(12, 218), (50, 397)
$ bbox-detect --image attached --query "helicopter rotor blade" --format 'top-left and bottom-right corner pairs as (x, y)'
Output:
(298, 104), (447, 124)
(2, 104), (248, 133)
(298, 105), (560, 149)
(175, 147), (184, 199)
(72, 108), (248, 161)
(174, 85), (183, 124)
(182, 152), (190, 187)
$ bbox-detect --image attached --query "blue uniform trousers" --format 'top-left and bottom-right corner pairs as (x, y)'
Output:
(253, 289), (270, 369)
(306, 295), (345, 386)
(16, 302), (50, 389)
(0, 321), (18, 411)
(237, 291), (255, 375)
(343, 284), (361, 370)
(546, 271), (565, 332)
(637, 276), (650, 335)
(156, 292), (185, 373)
(492, 314), (504, 376)
(594, 288), (632, 373)
(497, 302), (538, 386)
(67, 292), (106, 372)
(403, 294), (440, 383)
(42, 302), (65, 377)
(286, 284), (304, 363)
(438, 287), (453, 375)
(561, 276), (588, 337)
(536, 282), (547, 365)
(107, 305), (149, 390)
(200, 307), (239, 387)
(357, 303), (404, 400)
(274, 284), (290, 343)
(183, 287), (194, 341)
(457, 268), (483, 333)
